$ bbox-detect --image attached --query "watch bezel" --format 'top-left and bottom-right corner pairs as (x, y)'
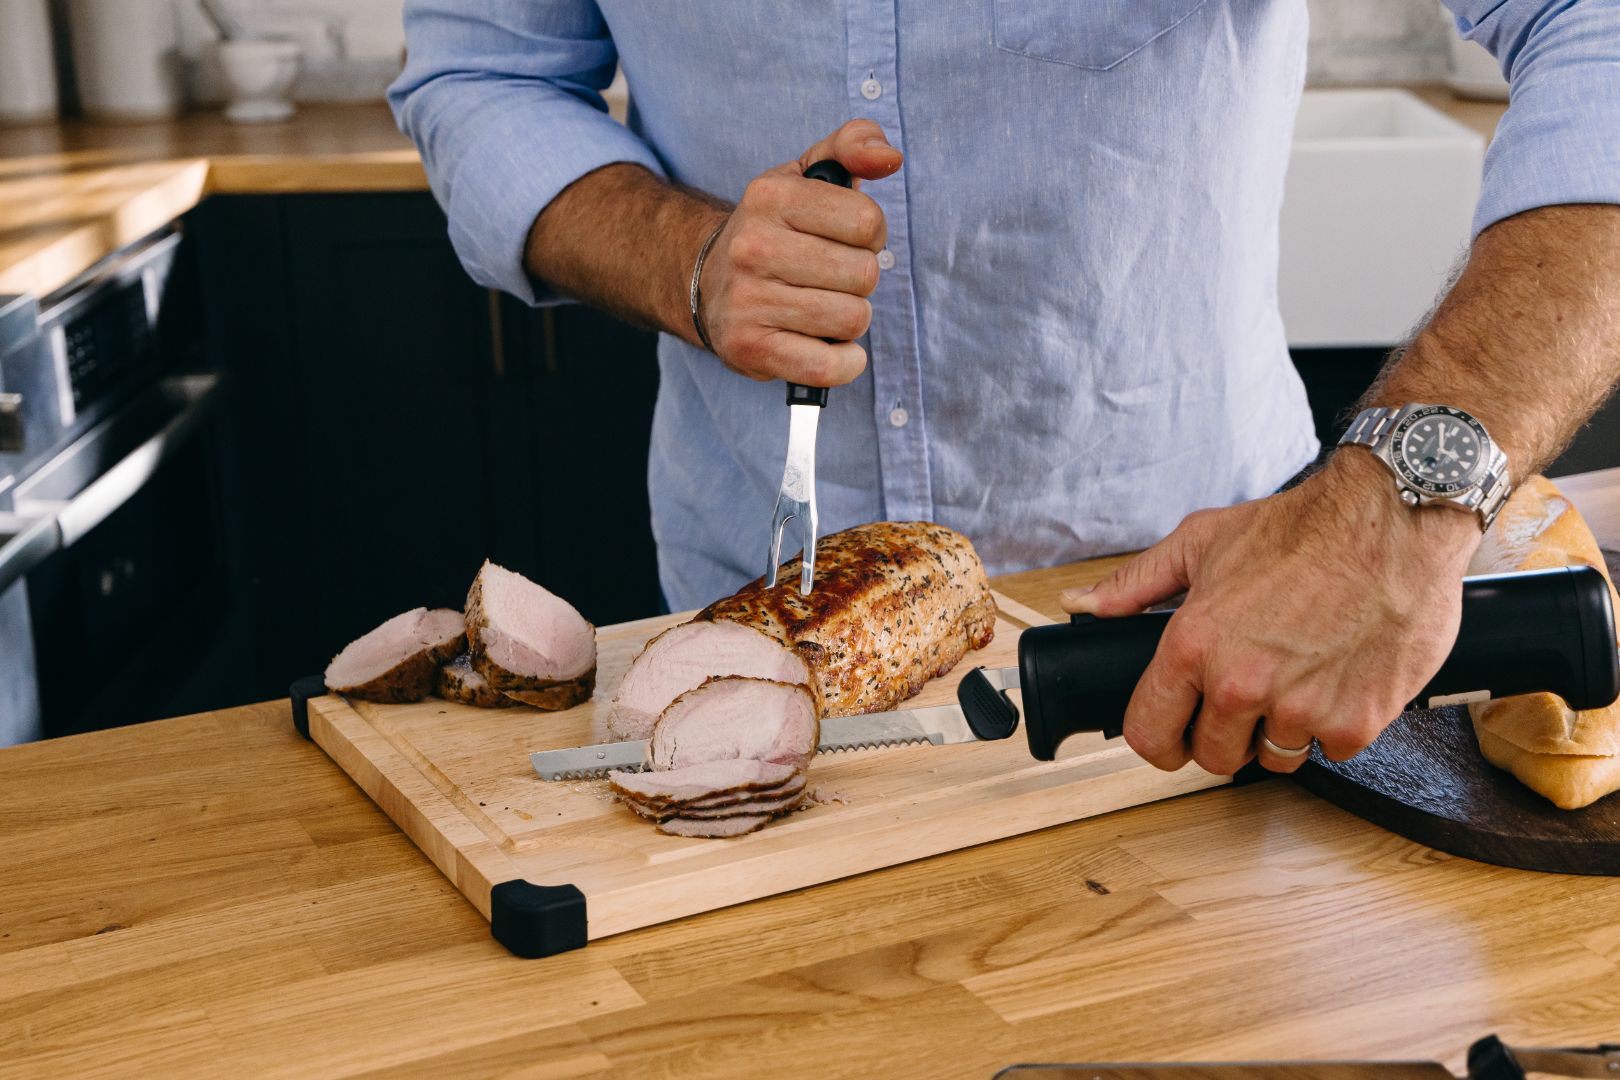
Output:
(1389, 405), (1491, 497)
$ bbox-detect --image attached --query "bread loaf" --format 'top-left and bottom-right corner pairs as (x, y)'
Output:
(1465, 474), (1620, 809)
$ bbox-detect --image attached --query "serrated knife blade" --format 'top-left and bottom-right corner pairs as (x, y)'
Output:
(529, 669), (1020, 783)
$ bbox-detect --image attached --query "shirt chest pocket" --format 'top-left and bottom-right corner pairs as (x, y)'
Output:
(992, 0), (1208, 71)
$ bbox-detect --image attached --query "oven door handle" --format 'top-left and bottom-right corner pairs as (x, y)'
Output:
(17, 373), (221, 549)
(0, 513), (62, 595)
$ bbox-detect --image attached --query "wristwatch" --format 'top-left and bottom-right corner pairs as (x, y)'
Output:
(1339, 403), (1512, 530)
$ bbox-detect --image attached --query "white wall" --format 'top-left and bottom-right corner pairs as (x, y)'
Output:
(1307, 0), (1452, 85)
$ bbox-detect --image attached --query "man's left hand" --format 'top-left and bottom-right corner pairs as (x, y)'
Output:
(1061, 450), (1484, 775)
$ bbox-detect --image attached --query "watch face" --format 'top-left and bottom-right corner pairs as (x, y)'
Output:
(1392, 406), (1488, 495)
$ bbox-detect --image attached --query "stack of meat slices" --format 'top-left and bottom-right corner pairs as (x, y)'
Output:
(605, 520), (996, 839)
(609, 677), (818, 837)
(323, 561), (596, 710)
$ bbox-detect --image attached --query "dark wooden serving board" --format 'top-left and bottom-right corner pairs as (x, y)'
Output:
(1287, 549), (1620, 875)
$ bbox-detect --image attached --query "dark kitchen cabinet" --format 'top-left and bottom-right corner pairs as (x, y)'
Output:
(1291, 347), (1620, 475)
(190, 193), (661, 702)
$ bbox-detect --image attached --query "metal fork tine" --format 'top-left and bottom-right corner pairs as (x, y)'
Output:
(765, 501), (794, 588)
(798, 501), (816, 596)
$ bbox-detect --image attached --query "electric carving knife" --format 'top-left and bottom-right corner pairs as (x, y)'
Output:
(764, 158), (854, 597)
(531, 684), (1011, 781)
(955, 564), (1620, 761)
(532, 566), (1618, 781)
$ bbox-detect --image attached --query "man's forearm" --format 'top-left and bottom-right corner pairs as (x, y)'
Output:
(523, 163), (727, 345)
(1360, 204), (1620, 474)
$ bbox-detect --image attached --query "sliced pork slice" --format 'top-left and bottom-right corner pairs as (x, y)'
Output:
(502, 674), (595, 711)
(608, 621), (814, 739)
(649, 677), (819, 772)
(658, 813), (773, 839)
(326, 607), (467, 704)
(465, 560), (596, 709)
(625, 788), (807, 823)
(619, 772), (807, 814)
(436, 654), (516, 709)
(609, 759), (800, 805)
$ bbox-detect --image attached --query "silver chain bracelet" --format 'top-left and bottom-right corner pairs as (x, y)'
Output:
(688, 217), (728, 353)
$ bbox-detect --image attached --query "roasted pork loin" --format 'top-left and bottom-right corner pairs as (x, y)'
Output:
(325, 608), (467, 703)
(609, 620), (814, 739)
(697, 521), (995, 717)
(649, 677), (819, 772)
(466, 560), (596, 710)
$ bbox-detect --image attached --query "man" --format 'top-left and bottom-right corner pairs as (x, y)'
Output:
(390, 2), (1620, 777)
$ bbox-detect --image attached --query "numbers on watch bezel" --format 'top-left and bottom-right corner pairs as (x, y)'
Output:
(1389, 405), (1491, 497)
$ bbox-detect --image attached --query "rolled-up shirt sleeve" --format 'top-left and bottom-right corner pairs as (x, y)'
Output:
(387, 0), (666, 304)
(1443, 0), (1620, 238)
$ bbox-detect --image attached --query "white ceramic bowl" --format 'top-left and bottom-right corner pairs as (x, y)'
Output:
(218, 38), (302, 123)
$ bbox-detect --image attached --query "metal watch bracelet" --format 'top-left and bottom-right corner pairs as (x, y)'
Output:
(1341, 404), (1512, 529)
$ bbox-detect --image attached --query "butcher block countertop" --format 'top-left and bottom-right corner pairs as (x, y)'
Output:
(1, 86), (1504, 300)
(3, 468), (1618, 1079)
(0, 104), (423, 298)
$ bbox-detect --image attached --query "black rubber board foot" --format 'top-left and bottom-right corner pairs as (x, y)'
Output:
(289, 675), (326, 740)
(490, 881), (587, 958)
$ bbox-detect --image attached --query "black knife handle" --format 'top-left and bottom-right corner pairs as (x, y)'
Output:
(786, 383), (830, 407)
(784, 159), (855, 407)
(1017, 564), (1620, 761)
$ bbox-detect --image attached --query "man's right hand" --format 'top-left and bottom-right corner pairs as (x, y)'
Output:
(695, 120), (903, 387)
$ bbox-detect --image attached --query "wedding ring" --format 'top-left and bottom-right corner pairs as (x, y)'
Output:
(1259, 729), (1312, 758)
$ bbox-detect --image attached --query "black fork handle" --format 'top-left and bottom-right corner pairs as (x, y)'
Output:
(786, 159), (854, 408)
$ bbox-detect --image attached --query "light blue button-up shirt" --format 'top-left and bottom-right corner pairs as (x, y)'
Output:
(390, 1), (1620, 611)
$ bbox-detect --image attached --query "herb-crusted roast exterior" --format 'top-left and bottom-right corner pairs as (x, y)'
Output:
(696, 521), (996, 717)
(436, 654), (518, 709)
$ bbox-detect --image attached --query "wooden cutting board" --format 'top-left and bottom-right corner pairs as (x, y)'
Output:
(294, 591), (1226, 957)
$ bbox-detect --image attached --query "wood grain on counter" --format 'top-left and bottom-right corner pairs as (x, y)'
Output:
(0, 105), (424, 297)
(2, 469), (1618, 1080)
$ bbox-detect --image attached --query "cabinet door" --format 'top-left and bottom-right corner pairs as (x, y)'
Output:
(278, 194), (515, 664)
(497, 298), (663, 624)
(197, 193), (663, 697)
(197, 194), (509, 690)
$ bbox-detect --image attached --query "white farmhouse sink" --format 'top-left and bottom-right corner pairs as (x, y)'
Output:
(1280, 89), (1485, 348)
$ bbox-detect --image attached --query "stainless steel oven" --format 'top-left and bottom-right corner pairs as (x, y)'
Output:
(0, 230), (239, 744)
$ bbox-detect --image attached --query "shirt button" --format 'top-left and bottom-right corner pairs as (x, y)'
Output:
(861, 78), (882, 101)
(876, 248), (895, 270)
(889, 407), (909, 428)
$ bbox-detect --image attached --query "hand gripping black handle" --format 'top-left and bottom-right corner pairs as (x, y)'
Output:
(784, 159), (854, 408)
(1016, 564), (1620, 761)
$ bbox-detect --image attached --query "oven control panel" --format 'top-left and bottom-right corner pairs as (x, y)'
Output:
(50, 276), (157, 415)
(0, 229), (179, 489)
